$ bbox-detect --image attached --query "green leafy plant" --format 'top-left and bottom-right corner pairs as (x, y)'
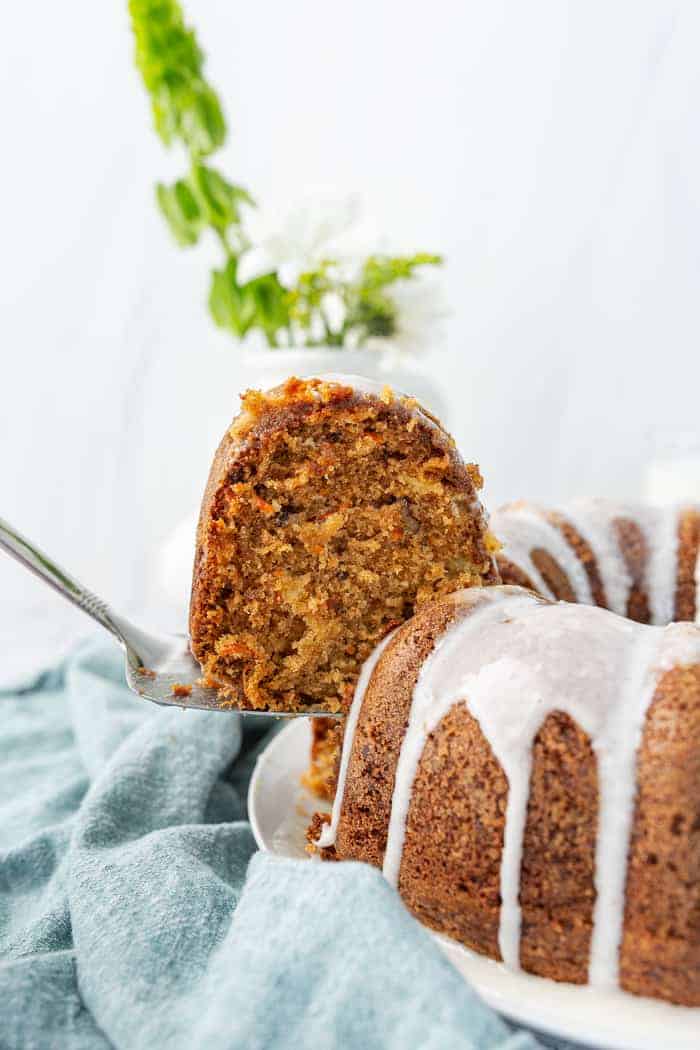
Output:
(129, 0), (443, 348)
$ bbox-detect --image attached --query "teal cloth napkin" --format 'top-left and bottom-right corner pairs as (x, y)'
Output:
(0, 640), (554, 1050)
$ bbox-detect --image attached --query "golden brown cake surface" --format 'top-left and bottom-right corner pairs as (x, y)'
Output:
(190, 375), (496, 713)
(302, 718), (343, 802)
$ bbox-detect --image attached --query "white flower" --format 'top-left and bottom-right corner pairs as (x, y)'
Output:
(344, 326), (362, 350)
(366, 277), (449, 355)
(290, 321), (308, 347)
(320, 291), (346, 335)
(308, 310), (327, 343)
(237, 193), (376, 288)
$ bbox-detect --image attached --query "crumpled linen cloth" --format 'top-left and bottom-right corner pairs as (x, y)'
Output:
(0, 639), (559, 1050)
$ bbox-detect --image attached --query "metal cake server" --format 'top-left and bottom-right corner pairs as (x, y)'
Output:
(0, 516), (336, 717)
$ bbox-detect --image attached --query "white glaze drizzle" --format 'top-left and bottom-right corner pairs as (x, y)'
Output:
(494, 501), (691, 626)
(490, 505), (594, 604)
(378, 589), (700, 987)
(639, 505), (680, 626)
(315, 629), (395, 849)
(587, 627), (662, 987)
(562, 499), (634, 617)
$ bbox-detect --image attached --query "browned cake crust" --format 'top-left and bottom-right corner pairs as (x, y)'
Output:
(190, 377), (497, 712)
(331, 600), (461, 866)
(612, 517), (652, 623)
(324, 589), (700, 1006)
(401, 705), (599, 983)
(544, 509), (608, 608)
(495, 556), (537, 594)
(620, 664), (700, 1004)
(675, 509), (700, 623)
(529, 548), (576, 602)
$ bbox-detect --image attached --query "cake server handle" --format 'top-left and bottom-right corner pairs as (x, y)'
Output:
(0, 514), (201, 678)
(0, 515), (128, 644)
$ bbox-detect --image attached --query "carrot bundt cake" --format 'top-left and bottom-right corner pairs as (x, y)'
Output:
(492, 499), (700, 624)
(189, 375), (497, 713)
(191, 377), (700, 1006)
(311, 584), (700, 1007)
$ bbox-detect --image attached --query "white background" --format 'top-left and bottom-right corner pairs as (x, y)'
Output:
(2, 1), (699, 675)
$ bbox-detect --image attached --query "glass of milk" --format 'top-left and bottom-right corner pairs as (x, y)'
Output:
(645, 427), (700, 505)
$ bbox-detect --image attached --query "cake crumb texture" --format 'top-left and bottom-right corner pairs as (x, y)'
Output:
(190, 377), (495, 713)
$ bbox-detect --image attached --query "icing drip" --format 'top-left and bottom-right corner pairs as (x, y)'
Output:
(563, 499), (634, 617)
(492, 506), (594, 605)
(381, 591), (537, 893)
(587, 628), (663, 988)
(379, 591), (700, 986)
(315, 630), (395, 849)
(641, 506), (680, 625)
(459, 655), (542, 969)
(495, 500), (693, 626)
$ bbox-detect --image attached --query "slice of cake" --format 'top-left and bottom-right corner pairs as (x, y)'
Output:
(190, 375), (497, 715)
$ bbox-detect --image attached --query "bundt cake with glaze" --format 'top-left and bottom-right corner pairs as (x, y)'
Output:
(191, 375), (700, 1006)
(189, 375), (497, 712)
(493, 499), (700, 624)
(311, 584), (700, 1007)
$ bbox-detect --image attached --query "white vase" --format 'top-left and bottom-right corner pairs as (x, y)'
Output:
(153, 345), (447, 628)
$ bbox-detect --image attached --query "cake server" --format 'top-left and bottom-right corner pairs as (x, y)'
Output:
(0, 516), (338, 717)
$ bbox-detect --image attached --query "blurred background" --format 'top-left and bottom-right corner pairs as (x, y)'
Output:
(2, 1), (699, 679)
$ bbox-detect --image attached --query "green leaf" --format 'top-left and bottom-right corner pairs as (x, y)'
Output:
(209, 260), (258, 336)
(348, 290), (396, 338)
(209, 262), (290, 342)
(130, 1), (203, 92)
(248, 274), (290, 333)
(151, 83), (178, 145)
(129, 0), (226, 153)
(190, 164), (254, 230)
(156, 179), (203, 245)
(179, 83), (226, 156)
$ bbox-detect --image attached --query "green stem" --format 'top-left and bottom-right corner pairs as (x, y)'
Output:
(216, 227), (233, 258)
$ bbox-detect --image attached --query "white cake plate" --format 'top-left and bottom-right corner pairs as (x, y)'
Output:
(248, 718), (700, 1050)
